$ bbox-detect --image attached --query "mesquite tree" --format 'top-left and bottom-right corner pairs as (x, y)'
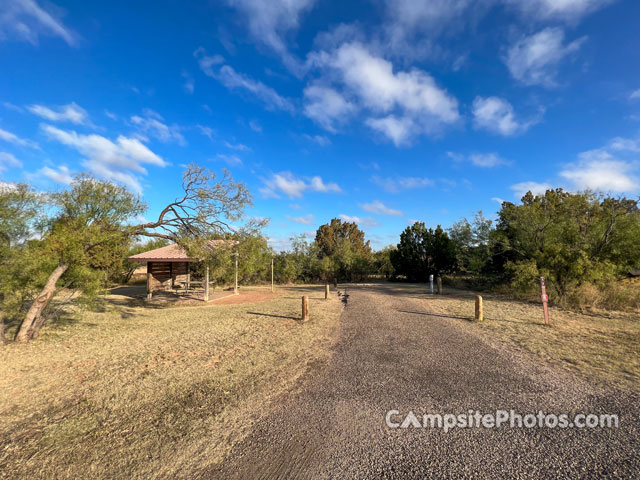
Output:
(1, 164), (252, 344)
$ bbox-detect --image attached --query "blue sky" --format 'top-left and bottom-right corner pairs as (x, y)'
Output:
(1, 0), (640, 250)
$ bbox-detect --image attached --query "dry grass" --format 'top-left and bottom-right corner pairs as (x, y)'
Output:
(417, 288), (640, 391)
(0, 286), (343, 479)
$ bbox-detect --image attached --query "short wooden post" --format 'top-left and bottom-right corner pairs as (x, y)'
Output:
(302, 296), (309, 321)
(437, 276), (442, 295)
(325, 284), (330, 299)
(271, 256), (274, 293)
(475, 295), (483, 322)
(204, 265), (210, 302)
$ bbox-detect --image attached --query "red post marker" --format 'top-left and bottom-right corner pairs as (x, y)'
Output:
(540, 276), (550, 325)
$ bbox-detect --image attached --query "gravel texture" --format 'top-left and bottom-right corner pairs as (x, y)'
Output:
(202, 284), (640, 479)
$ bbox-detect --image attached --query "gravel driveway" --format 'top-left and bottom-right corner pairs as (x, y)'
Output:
(202, 284), (639, 479)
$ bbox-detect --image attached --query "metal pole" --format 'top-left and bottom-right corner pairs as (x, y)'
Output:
(234, 253), (238, 295)
(540, 277), (549, 324)
(271, 256), (274, 293)
(429, 274), (434, 294)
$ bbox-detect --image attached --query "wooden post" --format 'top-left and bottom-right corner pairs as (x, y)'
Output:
(437, 276), (442, 295)
(325, 284), (330, 299)
(204, 265), (210, 302)
(475, 295), (483, 322)
(540, 277), (550, 325)
(146, 262), (152, 300)
(234, 253), (239, 295)
(333, 278), (337, 289)
(302, 296), (309, 321)
(271, 256), (274, 293)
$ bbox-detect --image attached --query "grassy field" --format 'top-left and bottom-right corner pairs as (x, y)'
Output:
(0, 286), (343, 479)
(417, 288), (640, 391)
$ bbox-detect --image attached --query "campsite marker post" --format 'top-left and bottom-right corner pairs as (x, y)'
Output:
(234, 253), (239, 295)
(429, 274), (434, 294)
(302, 296), (309, 321)
(271, 256), (274, 293)
(540, 277), (550, 325)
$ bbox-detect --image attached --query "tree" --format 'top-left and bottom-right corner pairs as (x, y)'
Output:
(315, 218), (372, 281)
(2, 165), (252, 344)
(448, 211), (494, 275)
(372, 245), (396, 279)
(391, 222), (456, 281)
(493, 189), (640, 299)
(315, 218), (371, 258)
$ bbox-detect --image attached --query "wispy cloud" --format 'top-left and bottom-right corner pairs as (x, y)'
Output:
(0, 127), (39, 149)
(469, 153), (508, 168)
(0, 152), (22, 172)
(260, 171), (341, 198)
(37, 165), (74, 184)
(27, 102), (89, 125)
(505, 28), (586, 87)
(303, 85), (355, 133)
(339, 214), (379, 227)
(360, 200), (403, 216)
(630, 89), (640, 100)
(286, 214), (315, 225)
(182, 70), (194, 94)
(195, 48), (294, 112)
(223, 141), (250, 151)
(216, 153), (243, 166)
(302, 134), (331, 146)
(130, 109), (185, 145)
(510, 181), (552, 198)
(371, 175), (433, 193)
(0, 0), (77, 46)
(42, 124), (166, 193)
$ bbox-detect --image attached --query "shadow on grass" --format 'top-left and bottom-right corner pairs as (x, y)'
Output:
(397, 310), (472, 322)
(247, 311), (299, 321)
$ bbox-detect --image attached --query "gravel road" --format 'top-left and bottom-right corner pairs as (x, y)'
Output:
(202, 284), (639, 479)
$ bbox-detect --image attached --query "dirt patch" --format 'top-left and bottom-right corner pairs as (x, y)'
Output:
(213, 289), (278, 305)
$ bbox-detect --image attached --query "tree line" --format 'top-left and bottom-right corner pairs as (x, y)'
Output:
(1, 167), (639, 344)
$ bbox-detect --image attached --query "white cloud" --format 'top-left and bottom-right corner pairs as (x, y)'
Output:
(609, 137), (640, 152)
(505, 28), (586, 87)
(303, 85), (355, 132)
(249, 120), (262, 132)
(560, 149), (638, 192)
(260, 171), (341, 198)
(131, 109), (185, 145)
(221, 65), (294, 112)
(366, 115), (415, 147)
(0, 152), (21, 172)
(371, 175), (434, 193)
(223, 141), (250, 151)
(0, 0), (76, 46)
(286, 214), (315, 225)
(197, 125), (214, 140)
(216, 153), (243, 166)
(193, 48), (225, 76)
(339, 214), (379, 227)
(27, 102), (88, 125)
(225, 0), (315, 73)
(37, 165), (73, 184)
(491, 197), (505, 204)
(182, 70), (194, 94)
(360, 200), (403, 216)
(469, 153), (508, 168)
(472, 96), (539, 136)
(309, 42), (460, 144)
(0, 127), (39, 148)
(510, 181), (552, 198)
(303, 134), (331, 146)
(630, 89), (640, 100)
(42, 124), (166, 193)
(506, 0), (613, 22)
